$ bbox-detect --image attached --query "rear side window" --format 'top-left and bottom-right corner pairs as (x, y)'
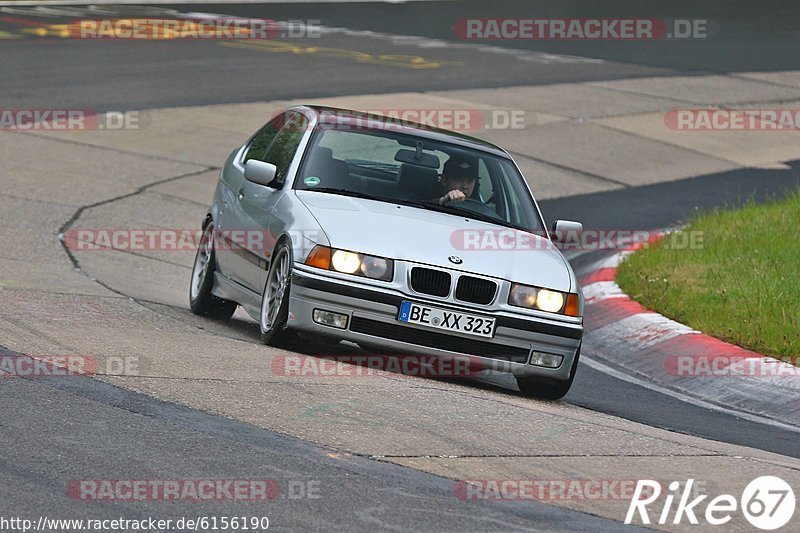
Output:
(263, 112), (309, 183)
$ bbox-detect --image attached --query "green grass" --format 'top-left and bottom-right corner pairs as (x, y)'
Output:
(616, 190), (800, 359)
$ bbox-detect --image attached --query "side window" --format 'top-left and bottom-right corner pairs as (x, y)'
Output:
(263, 112), (309, 183)
(242, 115), (285, 164)
(492, 159), (541, 231)
(477, 159), (494, 203)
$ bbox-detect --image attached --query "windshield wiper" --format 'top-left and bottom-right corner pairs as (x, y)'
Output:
(300, 187), (390, 203)
(347, 160), (398, 171)
(299, 189), (527, 231)
(398, 199), (519, 230)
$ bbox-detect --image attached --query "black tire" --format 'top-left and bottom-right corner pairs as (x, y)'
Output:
(189, 222), (237, 319)
(516, 346), (581, 400)
(259, 241), (295, 346)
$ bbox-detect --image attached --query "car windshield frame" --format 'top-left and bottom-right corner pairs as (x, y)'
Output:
(293, 123), (547, 234)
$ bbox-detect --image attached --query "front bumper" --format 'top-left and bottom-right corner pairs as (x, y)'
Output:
(288, 266), (583, 380)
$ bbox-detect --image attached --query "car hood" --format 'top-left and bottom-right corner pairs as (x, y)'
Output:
(295, 191), (572, 291)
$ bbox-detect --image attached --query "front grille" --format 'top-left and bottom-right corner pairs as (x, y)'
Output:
(410, 267), (451, 297)
(455, 276), (497, 305)
(349, 316), (530, 363)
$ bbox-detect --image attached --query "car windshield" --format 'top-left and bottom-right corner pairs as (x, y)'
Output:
(294, 126), (545, 233)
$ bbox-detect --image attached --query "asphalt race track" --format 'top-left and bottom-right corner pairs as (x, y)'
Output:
(1, 1), (799, 531)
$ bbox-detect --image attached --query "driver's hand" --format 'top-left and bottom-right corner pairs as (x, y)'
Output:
(439, 190), (466, 204)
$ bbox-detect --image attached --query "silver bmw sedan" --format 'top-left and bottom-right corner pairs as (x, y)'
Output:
(190, 105), (584, 399)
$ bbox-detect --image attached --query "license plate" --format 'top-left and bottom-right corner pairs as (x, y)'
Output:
(398, 301), (495, 338)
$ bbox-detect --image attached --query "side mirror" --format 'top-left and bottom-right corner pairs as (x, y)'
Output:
(550, 220), (583, 242)
(244, 160), (279, 188)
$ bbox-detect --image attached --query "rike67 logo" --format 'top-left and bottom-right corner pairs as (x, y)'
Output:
(626, 476), (795, 530)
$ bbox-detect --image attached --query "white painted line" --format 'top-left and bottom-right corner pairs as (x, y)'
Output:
(581, 355), (800, 434)
(591, 250), (633, 269)
(618, 312), (697, 345)
(588, 312), (697, 353)
(315, 26), (604, 64)
(582, 280), (626, 303)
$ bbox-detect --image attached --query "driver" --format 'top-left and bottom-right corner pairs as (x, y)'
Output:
(435, 157), (478, 205)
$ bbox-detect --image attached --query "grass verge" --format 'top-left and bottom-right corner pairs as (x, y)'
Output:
(616, 190), (799, 359)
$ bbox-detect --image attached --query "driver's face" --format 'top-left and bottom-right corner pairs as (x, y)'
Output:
(443, 175), (476, 197)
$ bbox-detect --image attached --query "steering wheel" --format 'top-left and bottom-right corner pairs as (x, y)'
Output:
(443, 197), (499, 218)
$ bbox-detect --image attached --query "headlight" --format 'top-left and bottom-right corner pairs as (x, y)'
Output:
(331, 250), (361, 274)
(306, 245), (393, 281)
(508, 284), (538, 308)
(360, 255), (391, 279)
(509, 283), (580, 316)
(536, 289), (564, 313)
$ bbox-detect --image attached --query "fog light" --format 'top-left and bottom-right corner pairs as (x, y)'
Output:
(313, 309), (348, 329)
(529, 351), (563, 368)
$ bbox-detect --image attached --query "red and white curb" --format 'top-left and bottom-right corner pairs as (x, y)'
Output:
(576, 235), (800, 428)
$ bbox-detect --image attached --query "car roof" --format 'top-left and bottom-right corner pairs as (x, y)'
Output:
(297, 105), (513, 159)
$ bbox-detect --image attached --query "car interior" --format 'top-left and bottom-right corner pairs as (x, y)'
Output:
(293, 128), (546, 231)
